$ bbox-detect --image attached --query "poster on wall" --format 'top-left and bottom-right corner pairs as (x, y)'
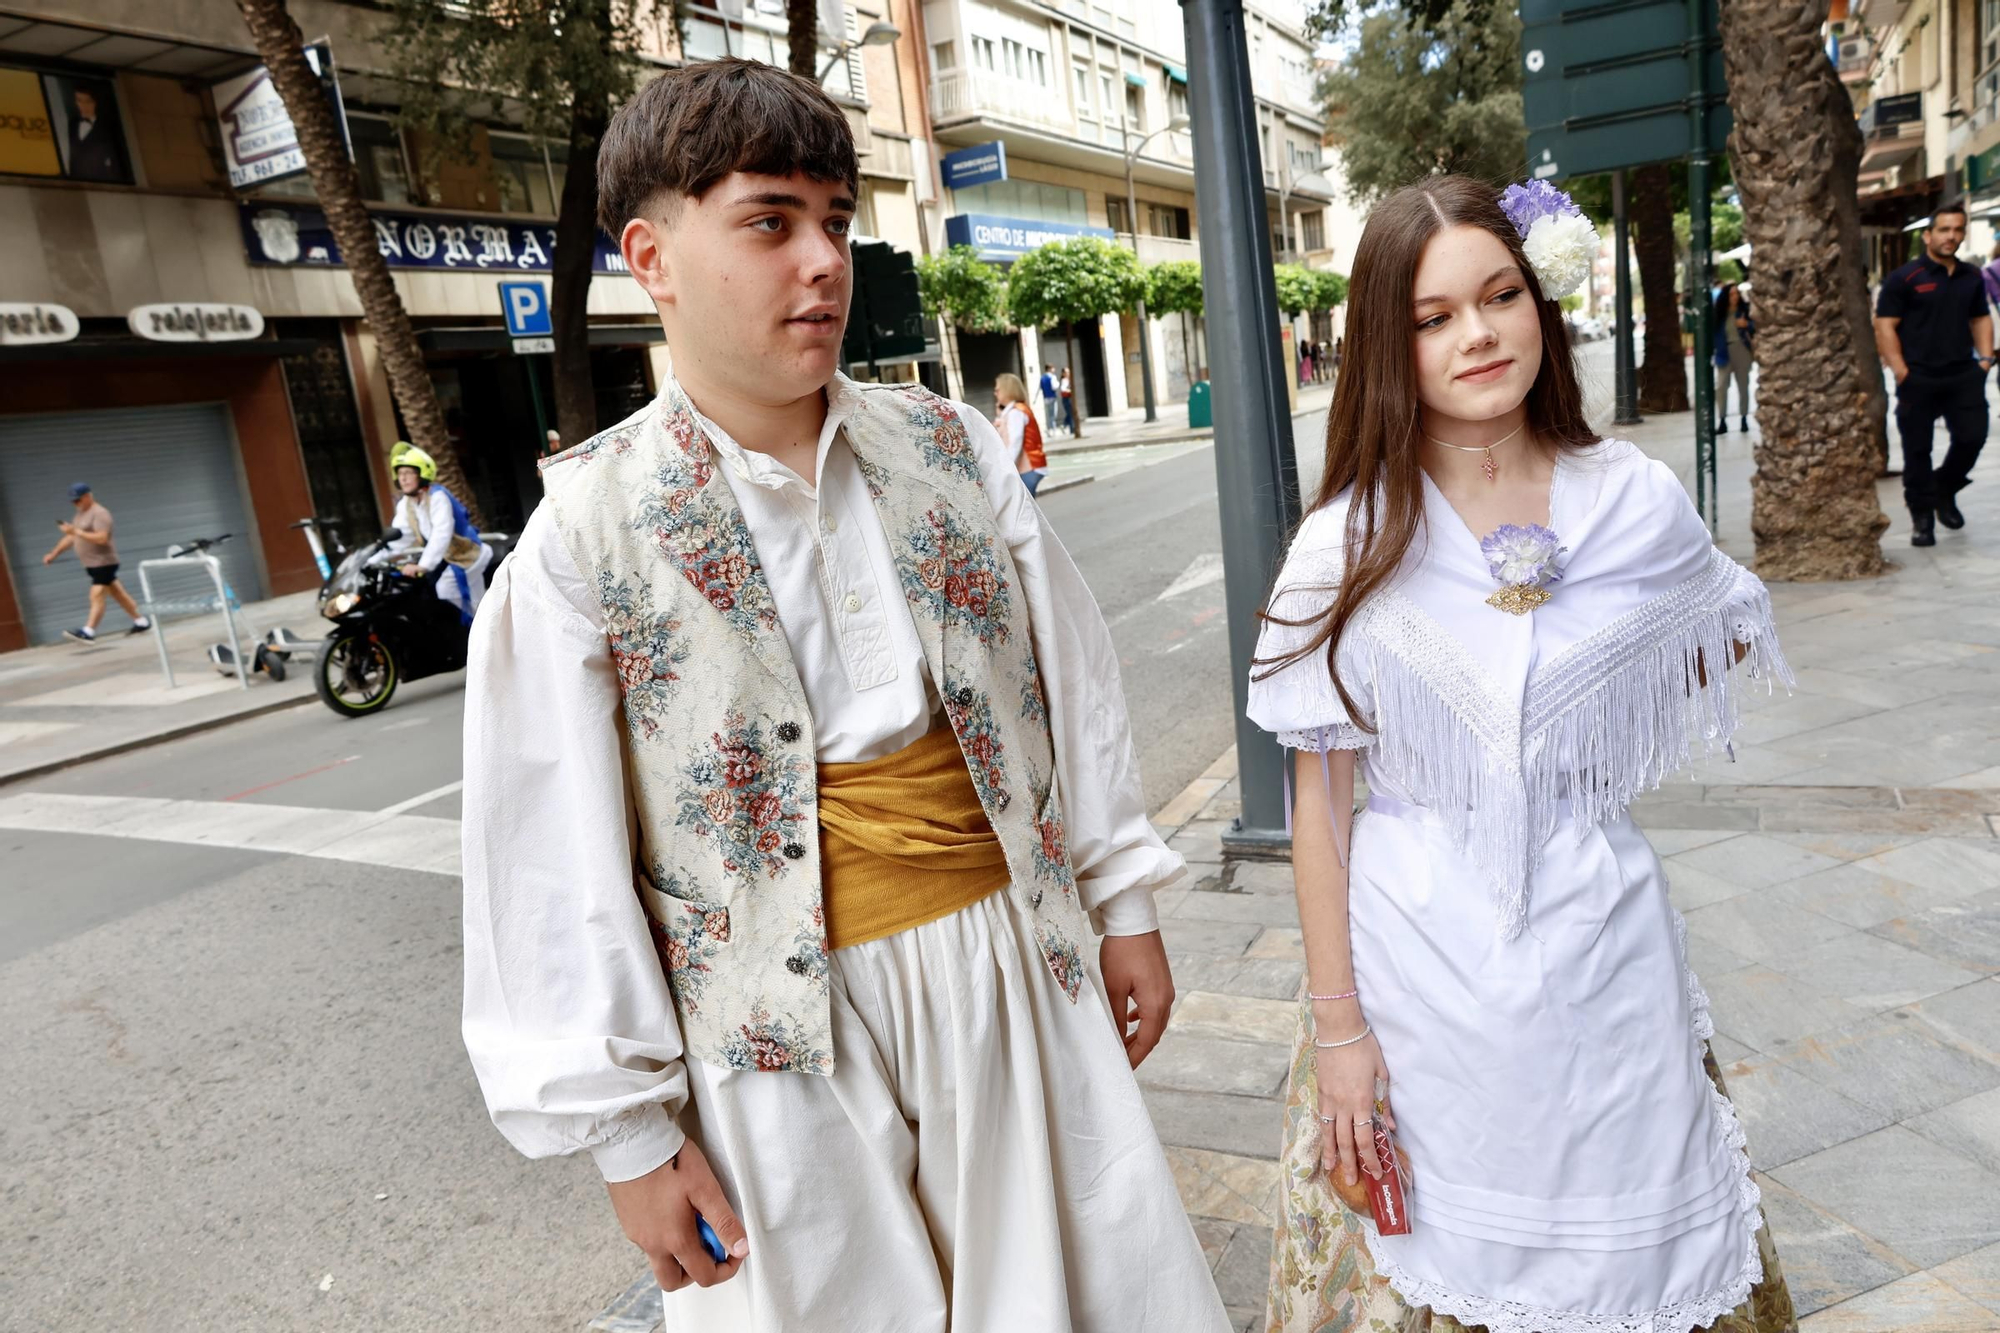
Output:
(211, 43), (348, 191)
(0, 66), (132, 183)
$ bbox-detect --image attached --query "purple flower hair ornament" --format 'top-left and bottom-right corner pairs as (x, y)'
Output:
(1499, 182), (1599, 302)
(1479, 523), (1567, 615)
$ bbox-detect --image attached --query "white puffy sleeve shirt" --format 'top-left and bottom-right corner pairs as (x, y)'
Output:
(461, 381), (1177, 1183)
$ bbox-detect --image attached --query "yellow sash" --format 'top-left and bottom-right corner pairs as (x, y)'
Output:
(817, 725), (1012, 951)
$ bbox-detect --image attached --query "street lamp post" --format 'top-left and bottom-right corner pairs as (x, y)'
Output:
(817, 20), (901, 83)
(1120, 112), (1191, 425)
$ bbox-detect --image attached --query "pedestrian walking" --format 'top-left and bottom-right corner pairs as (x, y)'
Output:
(545, 428), (563, 456)
(993, 372), (1047, 495)
(1250, 175), (1798, 1333)
(1298, 339), (1314, 388)
(42, 482), (150, 644)
(1713, 282), (1755, 433)
(1058, 364), (1077, 433)
(1983, 241), (2000, 309)
(1038, 365), (1059, 435)
(459, 58), (1227, 1333)
(1874, 202), (1994, 546)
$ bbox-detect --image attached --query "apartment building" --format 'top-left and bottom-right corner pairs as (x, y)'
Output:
(917, 0), (1335, 414)
(0, 0), (929, 649)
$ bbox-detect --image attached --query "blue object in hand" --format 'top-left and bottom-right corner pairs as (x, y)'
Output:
(696, 1215), (727, 1263)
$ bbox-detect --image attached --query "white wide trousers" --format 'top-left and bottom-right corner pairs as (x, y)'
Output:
(663, 888), (1229, 1333)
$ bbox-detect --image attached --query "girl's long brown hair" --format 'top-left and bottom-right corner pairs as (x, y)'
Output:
(1256, 175), (1600, 728)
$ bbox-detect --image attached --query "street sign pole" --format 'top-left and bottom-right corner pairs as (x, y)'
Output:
(1182, 0), (1301, 857)
(1612, 169), (1642, 426)
(1687, 0), (1717, 533)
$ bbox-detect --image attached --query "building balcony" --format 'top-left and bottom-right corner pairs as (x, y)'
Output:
(1117, 233), (1200, 263)
(930, 67), (1076, 135)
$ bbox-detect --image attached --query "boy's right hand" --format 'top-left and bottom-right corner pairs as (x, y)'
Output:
(604, 1139), (749, 1292)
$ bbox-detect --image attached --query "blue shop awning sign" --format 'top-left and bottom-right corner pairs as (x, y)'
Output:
(944, 212), (1116, 261)
(940, 141), (1008, 190)
(238, 201), (626, 275)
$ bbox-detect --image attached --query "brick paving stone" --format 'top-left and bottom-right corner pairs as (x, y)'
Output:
(1932, 1240), (2000, 1318)
(1159, 917), (1262, 957)
(1775, 929), (1986, 1012)
(1796, 1272), (2000, 1331)
(1776, 1012), (2000, 1122)
(1907, 980), (2000, 1063)
(1751, 1173), (1915, 1319)
(1769, 861), (1975, 930)
(1724, 1054), (1895, 1169)
(1142, 1086), (1285, 1160)
(1673, 833), (1846, 890)
(1173, 991), (1299, 1045)
(1169, 889), (1302, 927)
(1867, 887), (2000, 974)
(1909, 1086), (2000, 1178)
(1141, 1032), (1290, 1098)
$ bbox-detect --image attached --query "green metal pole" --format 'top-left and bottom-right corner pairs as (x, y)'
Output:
(1687, 0), (1717, 534)
(526, 353), (552, 451)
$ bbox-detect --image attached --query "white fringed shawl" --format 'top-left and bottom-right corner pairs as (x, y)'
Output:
(1248, 440), (1791, 940)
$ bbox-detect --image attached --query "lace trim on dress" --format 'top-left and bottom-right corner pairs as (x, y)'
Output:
(1339, 549), (1789, 941)
(1278, 725), (1372, 753)
(1357, 904), (1768, 1333)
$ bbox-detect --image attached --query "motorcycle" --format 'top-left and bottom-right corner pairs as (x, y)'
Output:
(312, 525), (512, 718)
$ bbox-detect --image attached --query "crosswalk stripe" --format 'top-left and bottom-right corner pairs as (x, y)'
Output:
(0, 792), (460, 877)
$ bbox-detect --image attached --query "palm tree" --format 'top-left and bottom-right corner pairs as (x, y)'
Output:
(787, 0), (817, 75)
(1719, 0), (1887, 578)
(1631, 163), (1688, 414)
(233, 0), (482, 525)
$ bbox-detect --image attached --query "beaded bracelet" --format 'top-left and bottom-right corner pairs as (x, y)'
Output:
(1307, 989), (1358, 1002)
(1312, 1022), (1372, 1049)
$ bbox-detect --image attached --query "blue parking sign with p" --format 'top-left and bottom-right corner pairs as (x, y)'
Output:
(500, 281), (551, 337)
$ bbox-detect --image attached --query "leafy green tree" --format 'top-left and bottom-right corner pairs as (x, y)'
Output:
(1273, 264), (1320, 317)
(916, 246), (1009, 332)
(1312, 270), (1350, 312)
(1007, 237), (1146, 437)
(1146, 260), (1206, 384)
(1319, 0), (1524, 203)
(380, 0), (674, 449)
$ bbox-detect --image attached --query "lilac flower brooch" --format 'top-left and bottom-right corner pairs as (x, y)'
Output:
(1480, 524), (1567, 615)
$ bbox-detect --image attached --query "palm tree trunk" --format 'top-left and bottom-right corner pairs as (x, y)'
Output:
(1631, 163), (1689, 415)
(787, 0), (818, 76)
(551, 67), (609, 449)
(234, 0), (482, 527)
(1721, 0), (1888, 578)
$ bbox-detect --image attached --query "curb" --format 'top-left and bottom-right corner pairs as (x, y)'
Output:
(1037, 473), (1096, 496)
(0, 690), (318, 788)
(1152, 743), (1238, 838)
(1043, 427), (1213, 459)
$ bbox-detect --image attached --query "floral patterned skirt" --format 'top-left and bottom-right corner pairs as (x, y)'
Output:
(1263, 1002), (1798, 1333)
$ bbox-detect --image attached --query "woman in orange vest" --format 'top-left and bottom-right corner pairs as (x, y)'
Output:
(994, 373), (1049, 495)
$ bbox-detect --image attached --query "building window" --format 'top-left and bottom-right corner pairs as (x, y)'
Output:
(1108, 195), (1129, 234)
(1124, 80), (1142, 128)
(0, 63), (132, 183)
(855, 178), (879, 237)
(1168, 78), (1189, 121)
(1030, 49), (1048, 84)
(1147, 202), (1191, 239)
(348, 114), (413, 205)
(933, 39), (957, 71)
(1301, 209), (1325, 251)
(973, 36), (997, 70)
(955, 177), (1088, 226)
(1074, 62), (1093, 115)
(491, 131), (563, 216)
(1101, 72), (1116, 119)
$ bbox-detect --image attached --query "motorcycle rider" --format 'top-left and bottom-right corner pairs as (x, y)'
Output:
(388, 442), (493, 621)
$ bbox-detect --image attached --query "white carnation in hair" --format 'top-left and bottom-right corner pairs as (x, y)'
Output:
(1519, 210), (1599, 300)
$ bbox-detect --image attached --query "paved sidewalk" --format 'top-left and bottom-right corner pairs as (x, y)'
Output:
(1142, 403), (2000, 1330)
(0, 589), (324, 785)
(1042, 381), (1336, 459)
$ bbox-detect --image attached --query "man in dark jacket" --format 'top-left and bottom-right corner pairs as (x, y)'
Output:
(1874, 203), (1994, 546)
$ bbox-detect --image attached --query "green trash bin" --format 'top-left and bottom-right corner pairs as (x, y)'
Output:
(1187, 379), (1212, 429)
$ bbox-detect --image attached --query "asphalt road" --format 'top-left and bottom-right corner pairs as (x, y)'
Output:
(0, 397), (1332, 1333)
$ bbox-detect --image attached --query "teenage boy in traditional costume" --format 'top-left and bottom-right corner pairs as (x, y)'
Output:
(459, 58), (1227, 1332)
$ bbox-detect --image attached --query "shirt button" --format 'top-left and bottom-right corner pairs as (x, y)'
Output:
(844, 593), (862, 613)
(823, 513), (838, 533)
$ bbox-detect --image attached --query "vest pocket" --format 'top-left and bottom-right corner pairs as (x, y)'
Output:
(639, 881), (732, 1015)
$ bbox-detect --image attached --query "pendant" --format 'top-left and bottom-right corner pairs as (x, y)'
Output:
(1481, 448), (1497, 483)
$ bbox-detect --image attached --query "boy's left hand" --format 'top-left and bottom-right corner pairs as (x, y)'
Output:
(1100, 930), (1174, 1069)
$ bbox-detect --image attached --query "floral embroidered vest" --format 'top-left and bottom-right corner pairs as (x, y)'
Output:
(539, 379), (1085, 1077)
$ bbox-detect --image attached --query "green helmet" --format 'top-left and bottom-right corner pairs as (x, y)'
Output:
(389, 441), (437, 482)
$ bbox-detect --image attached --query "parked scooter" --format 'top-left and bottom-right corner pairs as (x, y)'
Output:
(311, 525), (512, 717)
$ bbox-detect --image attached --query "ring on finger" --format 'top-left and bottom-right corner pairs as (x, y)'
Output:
(1318, 1113), (1338, 1124)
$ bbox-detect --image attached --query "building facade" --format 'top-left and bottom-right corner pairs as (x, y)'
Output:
(916, 0), (1334, 417)
(0, 0), (931, 650)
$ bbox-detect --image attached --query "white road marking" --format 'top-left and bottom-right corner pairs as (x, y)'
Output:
(0, 791), (460, 877)
(375, 780), (462, 818)
(1156, 552), (1227, 601)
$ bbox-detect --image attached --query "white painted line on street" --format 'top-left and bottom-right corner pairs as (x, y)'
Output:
(1155, 552), (1226, 601)
(0, 792), (461, 877)
(375, 780), (462, 819)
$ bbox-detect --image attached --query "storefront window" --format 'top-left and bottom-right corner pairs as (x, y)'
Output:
(0, 63), (132, 184)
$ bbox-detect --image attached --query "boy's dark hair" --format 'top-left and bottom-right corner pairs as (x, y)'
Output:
(597, 58), (860, 236)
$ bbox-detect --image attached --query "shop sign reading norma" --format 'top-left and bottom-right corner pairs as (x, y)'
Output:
(240, 202), (625, 275)
(0, 302), (79, 346)
(128, 303), (267, 343)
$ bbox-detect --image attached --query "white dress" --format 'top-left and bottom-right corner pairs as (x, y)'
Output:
(1247, 441), (1791, 1333)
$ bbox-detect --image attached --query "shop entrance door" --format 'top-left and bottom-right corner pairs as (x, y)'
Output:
(0, 404), (263, 644)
